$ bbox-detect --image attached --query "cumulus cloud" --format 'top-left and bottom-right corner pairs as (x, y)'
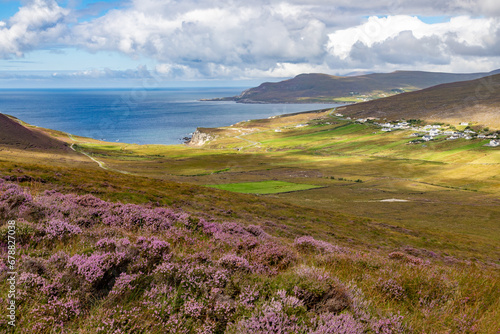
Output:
(1, 0), (500, 80)
(0, 0), (69, 58)
(71, 2), (329, 71)
(327, 15), (500, 71)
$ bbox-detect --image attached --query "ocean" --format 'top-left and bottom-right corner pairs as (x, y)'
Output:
(0, 88), (340, 145)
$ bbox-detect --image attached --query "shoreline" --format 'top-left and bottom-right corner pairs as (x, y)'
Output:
(0, 88), (340, 146)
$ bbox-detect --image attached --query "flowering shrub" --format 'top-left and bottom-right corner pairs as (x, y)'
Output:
(371, 314), (406, 334)
(42, 219), (82, 240)
(0, 184), (32, 209)
(229, 299), (305, 334)
(183, 298), (205, 319)
(110, 273), (140, 297)
(250, 242), (296, 272)
(19, 272), (46, 289)
(294, 236), (345, 254)
(238, 286), (260, 309)
(29, 297), (81, 332)
(0, 180), (482, 333)
(48, 251), (70, 271)
(96, 237), (131, 252)
(67, 252), (126, 285)
(217, 254), (251, 272)
(311, 312), (365, 334)
(135, 236), (171, 260)
(377, 278), (406, 300)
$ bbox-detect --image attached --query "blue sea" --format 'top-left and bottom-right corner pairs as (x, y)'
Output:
(0, 88), (339, 145)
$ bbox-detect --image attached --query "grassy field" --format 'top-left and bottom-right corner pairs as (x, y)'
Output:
(1, 111), (499, 333)
(206, 180), (323, 194)
(24, 110), (496, 264)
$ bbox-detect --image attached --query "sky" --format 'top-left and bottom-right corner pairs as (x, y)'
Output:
(1, 0), (500, 87)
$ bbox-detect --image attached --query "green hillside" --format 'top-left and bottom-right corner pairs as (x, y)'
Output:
(341, 73), (500, 129)
(210, 69), (500, 104)
(0, 102), (499, 333)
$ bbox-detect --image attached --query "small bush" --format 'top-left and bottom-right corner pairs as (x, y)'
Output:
(218, 254), (250, 273)
(42, 220), (82, 241)
(294, 236), (345, 254)
(377, 278), (406, 300)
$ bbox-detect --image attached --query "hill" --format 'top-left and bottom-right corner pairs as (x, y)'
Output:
(211, 69), (500, 104)
(0, 113), (73, 152)
(340, 73), (500, 129)
(0, 110), (499, 333)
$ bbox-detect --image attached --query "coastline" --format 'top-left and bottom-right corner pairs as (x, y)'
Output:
(0, 88), (340, 146)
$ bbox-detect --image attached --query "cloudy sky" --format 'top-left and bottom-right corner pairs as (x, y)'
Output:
(1, 0), (500, 87)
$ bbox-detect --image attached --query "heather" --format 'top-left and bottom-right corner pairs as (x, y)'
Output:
(1, 180), (499, 333)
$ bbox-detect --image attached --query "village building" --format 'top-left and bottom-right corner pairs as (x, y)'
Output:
(422, 135), (434, 141)
(486, 140), (500, 147)
(429, 129), (440, 136)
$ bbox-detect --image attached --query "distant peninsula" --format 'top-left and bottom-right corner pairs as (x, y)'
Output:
(203, 69), (500, 104)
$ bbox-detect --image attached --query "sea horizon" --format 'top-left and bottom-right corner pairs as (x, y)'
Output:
(0, 87), (340, 145)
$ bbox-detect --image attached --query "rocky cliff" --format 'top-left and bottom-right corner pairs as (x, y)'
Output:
(188, 128), (217, 146)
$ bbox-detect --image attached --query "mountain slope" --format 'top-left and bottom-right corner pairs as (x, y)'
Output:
(0, 113), (72, 151)
(219, 69), (500, 103)
(340, 73), (500, 128)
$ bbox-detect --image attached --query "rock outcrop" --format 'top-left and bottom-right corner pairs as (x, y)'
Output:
(188, 128), (217, 146)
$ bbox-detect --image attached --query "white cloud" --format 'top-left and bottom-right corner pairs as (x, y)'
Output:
(1, 0), (500, 80)
(0, 0), (69, 58)
(70, 2), (329, 71)
(327, 15), (498, 59)
(327, 15), (500, 71)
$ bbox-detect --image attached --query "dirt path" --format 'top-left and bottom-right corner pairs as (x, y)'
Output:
(67, 134), (134, 175)
(235, 134), (261, 149)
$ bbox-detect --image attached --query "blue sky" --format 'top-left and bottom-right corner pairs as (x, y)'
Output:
(1, 0), (500, 88)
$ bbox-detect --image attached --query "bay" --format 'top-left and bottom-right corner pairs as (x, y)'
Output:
(0, 88), (340, 145)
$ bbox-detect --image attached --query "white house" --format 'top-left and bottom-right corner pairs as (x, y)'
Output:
(381, 127), (392, 132)
(429, 129), (440, 136)
(460, 122), (469, 126)
(486, 140), (500, 147)
(422, 135), (434, 141)
(335, 113), (343, 117)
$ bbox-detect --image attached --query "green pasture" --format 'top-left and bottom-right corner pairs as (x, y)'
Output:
(205, 180), (323, 194)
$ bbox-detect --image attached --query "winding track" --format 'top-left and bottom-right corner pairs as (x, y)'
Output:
(67, 134), (134, 175)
